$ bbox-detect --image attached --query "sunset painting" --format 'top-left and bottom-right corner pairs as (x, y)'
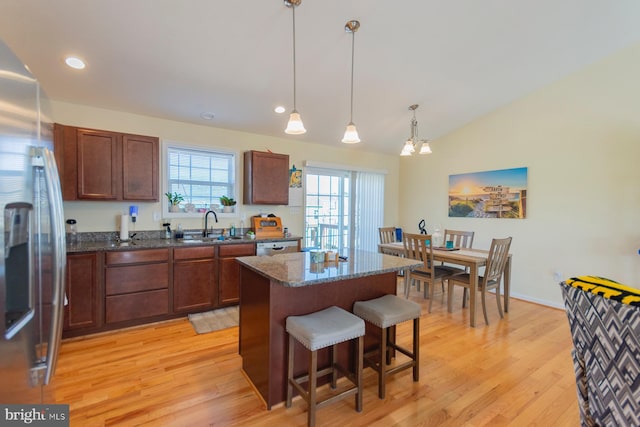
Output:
(448, 167), (528, 219)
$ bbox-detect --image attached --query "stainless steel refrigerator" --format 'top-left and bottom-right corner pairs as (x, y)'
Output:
(0, 39), (66, 403)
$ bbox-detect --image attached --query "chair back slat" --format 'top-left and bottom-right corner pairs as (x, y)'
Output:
(403, 233), (434, 272)
(379, 227), (397, 244)
(443, 229), (474, 249)
(484, 237), (512, 284)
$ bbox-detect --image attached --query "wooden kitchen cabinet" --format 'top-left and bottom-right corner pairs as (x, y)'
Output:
(173, 246), (217, 313)
(243, 150), (289, 205)
(64, 252), (102, 334)
(104, 248), (169, 324)
(218, 243), (255, 305)
(54, 123), (159, 201)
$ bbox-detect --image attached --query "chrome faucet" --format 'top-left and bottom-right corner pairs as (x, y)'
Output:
(203, 210), (218, 237)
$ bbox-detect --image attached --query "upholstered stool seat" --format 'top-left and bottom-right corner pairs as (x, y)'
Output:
(286, 306), (365, 427)
(353, 294), (421, 399)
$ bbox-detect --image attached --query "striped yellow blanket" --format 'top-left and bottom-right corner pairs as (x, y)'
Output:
(565, 276), (640, 307)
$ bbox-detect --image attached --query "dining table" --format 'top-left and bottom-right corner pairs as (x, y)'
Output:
(378, 241), (512, 327)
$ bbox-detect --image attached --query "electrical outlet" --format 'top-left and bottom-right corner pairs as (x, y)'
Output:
(153, 211), (161, 221)
(553, 271), (563, 282)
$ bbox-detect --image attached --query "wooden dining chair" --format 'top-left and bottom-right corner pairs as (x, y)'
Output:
(403, 233), (457, 312)
(443, 229), (474, 250)
(379, 227), (398, 256)
(378, 227), (396, 244)
(447, 237), (512, 325)
(441, 229), (475, 293)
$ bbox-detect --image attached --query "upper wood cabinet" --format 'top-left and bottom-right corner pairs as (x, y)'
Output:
(54, 123), (159, 201)
(243, 150), (289, 205)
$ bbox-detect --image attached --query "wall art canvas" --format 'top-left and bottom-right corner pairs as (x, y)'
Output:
(448, 167), (527, 218)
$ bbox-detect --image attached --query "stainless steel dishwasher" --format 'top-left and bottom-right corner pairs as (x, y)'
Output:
(256, 241), (299, 256)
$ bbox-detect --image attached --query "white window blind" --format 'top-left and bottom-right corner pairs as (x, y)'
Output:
(354, 171), (385, 253)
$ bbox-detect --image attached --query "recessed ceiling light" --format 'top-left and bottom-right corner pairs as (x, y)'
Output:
(200, 112), (215, 120)
(65, 56), (86, 70)
(274, 106), (286, 114)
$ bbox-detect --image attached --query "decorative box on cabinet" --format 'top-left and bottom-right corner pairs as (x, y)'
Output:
(218, 243), (255, 305)
(53, 123), (159, 201)
(243, 150), (289, 205)
(173, 246), (217, 313)
(104, 249), (169, 324)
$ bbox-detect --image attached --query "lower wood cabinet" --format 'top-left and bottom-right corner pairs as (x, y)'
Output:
(173, 246), (217, 313)
(63, 241), (270, 336)
(104, 248), (169, 324)
(65, 252), (101, 332)
(218, 243), (255, 305)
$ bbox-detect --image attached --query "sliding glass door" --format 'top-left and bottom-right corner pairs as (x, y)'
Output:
(304, 166), (385, 253)
(304, 169), (351, 252)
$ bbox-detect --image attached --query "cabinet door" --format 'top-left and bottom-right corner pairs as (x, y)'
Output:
(65, 253), (101, 331)
(218, 243), (255, 305)
(76, 128), (120, 200)
(122, 134), (159, 201)
(174, 259), (217, 312)
(219, 257), (241, 305)
(243, 151), (289, 205)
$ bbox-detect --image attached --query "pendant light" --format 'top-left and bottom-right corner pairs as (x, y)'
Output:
(284, 0), (306, 134)
(400, 104), (432, 156)
(342, 20), (360, 143)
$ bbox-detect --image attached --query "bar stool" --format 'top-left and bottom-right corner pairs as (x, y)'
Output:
(286, 306), (365, 427)
(353, 294), (421, 399)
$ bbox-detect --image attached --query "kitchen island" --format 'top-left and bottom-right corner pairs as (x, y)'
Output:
(236, 250), (420, 408)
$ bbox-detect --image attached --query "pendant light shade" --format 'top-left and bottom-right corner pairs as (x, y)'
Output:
(285, 110), (306, 134)
(284, 0), (306, 135)
(400, 104), (432, 156)
(342, 20), (360, 143)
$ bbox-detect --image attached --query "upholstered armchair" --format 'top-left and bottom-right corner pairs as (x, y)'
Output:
(559, 276), (640, 426)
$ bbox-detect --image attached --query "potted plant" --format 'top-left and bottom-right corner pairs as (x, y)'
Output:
(220, 195), (236, 213)
(165, 192), (184, 212)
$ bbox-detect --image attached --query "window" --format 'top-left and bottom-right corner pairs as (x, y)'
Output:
(165, 144), (236, 215)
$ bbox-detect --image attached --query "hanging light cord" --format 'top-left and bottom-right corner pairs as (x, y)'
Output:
(349, 28), (355, 123)
(291, 5), (298, 111)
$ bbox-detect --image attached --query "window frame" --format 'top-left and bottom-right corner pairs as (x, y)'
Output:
(162, 140), (240, 219)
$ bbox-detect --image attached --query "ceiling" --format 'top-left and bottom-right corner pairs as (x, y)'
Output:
(1, 0), (639, 155)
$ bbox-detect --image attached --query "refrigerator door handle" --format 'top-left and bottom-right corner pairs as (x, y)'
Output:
(33, 146), (67, 385)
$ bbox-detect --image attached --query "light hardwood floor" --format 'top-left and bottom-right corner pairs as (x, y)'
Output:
(49, 282), (580, 426)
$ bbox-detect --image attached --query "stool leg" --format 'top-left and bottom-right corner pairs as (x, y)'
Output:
(330, 344), (338, 389)
(286, 334), (294, 408)
(379, 326), (387, 399)
(413, 317), (420, 381)
(355, 335), (363, 412)
(308, 349), (318, 427)
(386, 325), (394, 365)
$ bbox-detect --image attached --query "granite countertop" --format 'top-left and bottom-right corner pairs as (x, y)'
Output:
(236, 249), (420, 287)
(66, 235), (302, 253)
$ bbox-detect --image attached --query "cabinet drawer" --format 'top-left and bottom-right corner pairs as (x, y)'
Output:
(106, 263), (169, 295)
(106, 248), (169, 265)
(218, 243), (255, 257)
(106, 289), (169, 323)
(174, 246), (216, 260)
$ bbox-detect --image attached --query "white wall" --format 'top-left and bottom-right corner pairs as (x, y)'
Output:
(51, 101), (400, 239)
(399, 44), (640, 307)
